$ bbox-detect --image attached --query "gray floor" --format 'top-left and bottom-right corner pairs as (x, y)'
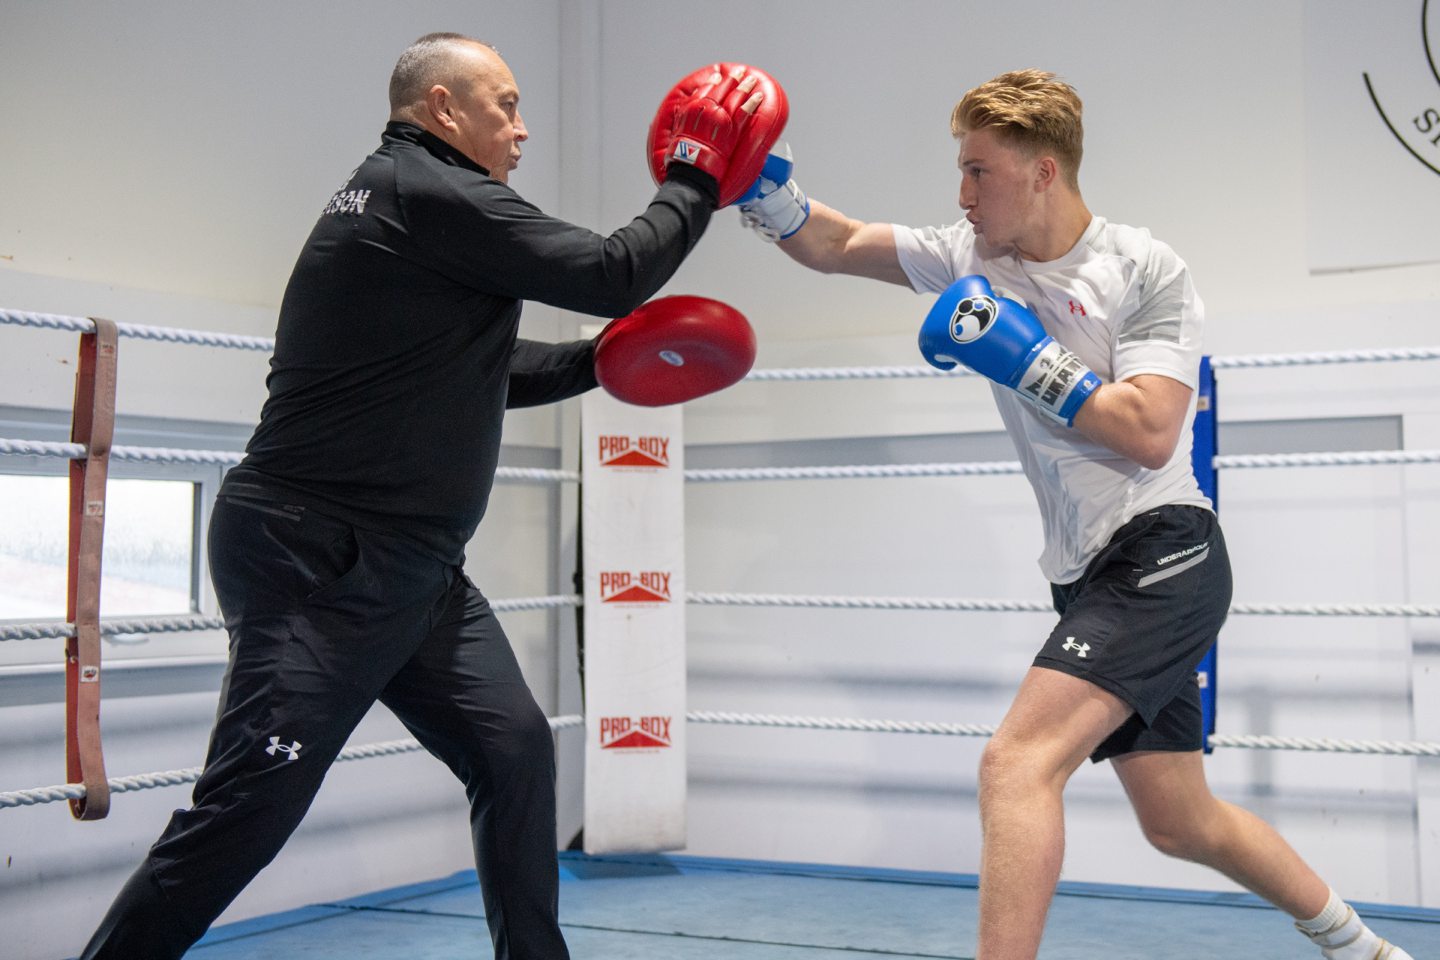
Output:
(191, 853), (1440, 959)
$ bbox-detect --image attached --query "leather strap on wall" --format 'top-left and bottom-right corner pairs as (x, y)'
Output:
(65, 317), (118, 820)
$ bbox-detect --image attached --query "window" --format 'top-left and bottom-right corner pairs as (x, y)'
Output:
(0, 405), (246, 667)
(0, 474), (198, 619)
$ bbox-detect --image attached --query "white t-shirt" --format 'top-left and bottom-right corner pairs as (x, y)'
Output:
(893, 216), (1213, 584)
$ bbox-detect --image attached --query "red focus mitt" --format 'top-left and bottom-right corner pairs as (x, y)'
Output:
(595, 296), (757, 406)
(647, 63), (788, 208)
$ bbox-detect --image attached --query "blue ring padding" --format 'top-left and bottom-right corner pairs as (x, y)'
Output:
(198, 849), (1440, 947)
(194, 904), (351, 945)
(560, 853), (1440, 923)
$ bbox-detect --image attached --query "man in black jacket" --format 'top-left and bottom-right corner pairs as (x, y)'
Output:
(82, 33), (752, 960)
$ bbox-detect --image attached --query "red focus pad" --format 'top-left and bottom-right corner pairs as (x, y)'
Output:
(595, 296), (757, 406)
(647, 63), (789, 207)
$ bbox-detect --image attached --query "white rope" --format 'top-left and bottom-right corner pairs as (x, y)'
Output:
(687, 713), (1440, 757)
(1229, 601), (1440, 618)
(1, 440), (240, 465)
(0, 595), (582, 642)
(23, 437), (1436, 479)
(0, 715), (585, 809)
(495, 466), (581, 483)
(5, 711), (1433, 809)
(745, 365), (966, 381)
(8, 594), (1436, 642)
(739, 346), (1440, 381)
(1207, 734), (1440, 757)
(688, 592), (1440, 618)
(688, 592), (1054, 613)
(1215, 450), (1440, 469)
(1208, 345), (1440, 369)
(0, 439), (102, 459)
(687, 710), (997, 737)
(683, 451), (1440, 483)
(686, 460), (1024, 482)
(0, 309), (275, 351)
(0, 438), (579, 482)
(0, 615), (226, 641)
(490, 594), (582, 612)
(8, 309), (1439, 372)
(0, 768), (209, 808)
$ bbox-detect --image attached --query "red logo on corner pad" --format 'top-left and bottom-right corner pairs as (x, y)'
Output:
(600, 571), (672, 603)
(599, 435), (670, 468)
(600, 716), (673, 750)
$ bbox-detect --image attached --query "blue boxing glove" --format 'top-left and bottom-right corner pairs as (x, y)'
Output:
(919, 275), (1101, 426)
(737, 142), (810, 241)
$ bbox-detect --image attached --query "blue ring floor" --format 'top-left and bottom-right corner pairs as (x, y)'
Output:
(189, 852), (1440, 959)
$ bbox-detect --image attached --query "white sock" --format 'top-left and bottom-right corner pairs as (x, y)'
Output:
(1295, 888), (1413, 960)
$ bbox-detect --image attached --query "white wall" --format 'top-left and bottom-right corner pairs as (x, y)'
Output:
(2, 2), (1439, 958)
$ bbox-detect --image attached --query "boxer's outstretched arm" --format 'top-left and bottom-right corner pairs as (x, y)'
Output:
(777, 200), (911, 286)
(736, 145), (907, 285)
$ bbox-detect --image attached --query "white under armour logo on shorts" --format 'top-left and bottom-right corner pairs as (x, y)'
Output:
(265, 736), (302, 761)
(1062, 637), (1090, 658)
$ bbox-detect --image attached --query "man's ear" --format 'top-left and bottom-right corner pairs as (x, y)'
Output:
(1033, 155), (1059, 193)
(426, 84), (457, 132)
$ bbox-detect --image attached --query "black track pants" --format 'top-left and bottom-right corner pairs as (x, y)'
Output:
(80, 496), (569, 959)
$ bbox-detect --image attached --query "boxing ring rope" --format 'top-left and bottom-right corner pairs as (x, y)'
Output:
(686, 592), (1440, 618)
(681, 449), (1440, 483)
(0, 438), (580, 482)
(0, 595), (584, 643)
(3, 306), (1439, 814)
(7, 307), (1440, 371)
(7, 439), (1439, 484)
(742, 346), (1440, 381)
(0, 309), (276, 351)
(5, 593), (1436, 645)
(0, 716), (588, 810)
(8, 709), (1440, 811)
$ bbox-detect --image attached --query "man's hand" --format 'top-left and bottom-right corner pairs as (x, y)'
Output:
(648, 63), (789, 208)
(919, 275), (1100, 426)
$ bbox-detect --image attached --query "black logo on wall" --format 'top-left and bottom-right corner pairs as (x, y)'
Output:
(1364, 0), (1440, 176)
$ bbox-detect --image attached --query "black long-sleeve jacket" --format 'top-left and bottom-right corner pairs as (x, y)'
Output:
(223, 121), (715, 563)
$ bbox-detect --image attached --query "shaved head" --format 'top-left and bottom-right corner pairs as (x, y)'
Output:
(388, 32), (499, 116)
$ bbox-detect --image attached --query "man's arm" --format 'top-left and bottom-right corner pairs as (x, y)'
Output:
(775, 200), (912, 286)
(918, 275), (1194, 470)
(737, 148), (911, 285)
(1073, 374), (1193, 470)
(506, 338), (597, 408)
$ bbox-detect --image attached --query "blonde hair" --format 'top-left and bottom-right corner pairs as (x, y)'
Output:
(950, 69), (1084, 189)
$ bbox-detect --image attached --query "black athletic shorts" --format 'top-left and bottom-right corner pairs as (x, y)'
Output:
(1034, 504), (1232, 763)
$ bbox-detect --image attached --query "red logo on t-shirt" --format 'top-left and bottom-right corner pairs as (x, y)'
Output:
(1068, 300), (1088, 317)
